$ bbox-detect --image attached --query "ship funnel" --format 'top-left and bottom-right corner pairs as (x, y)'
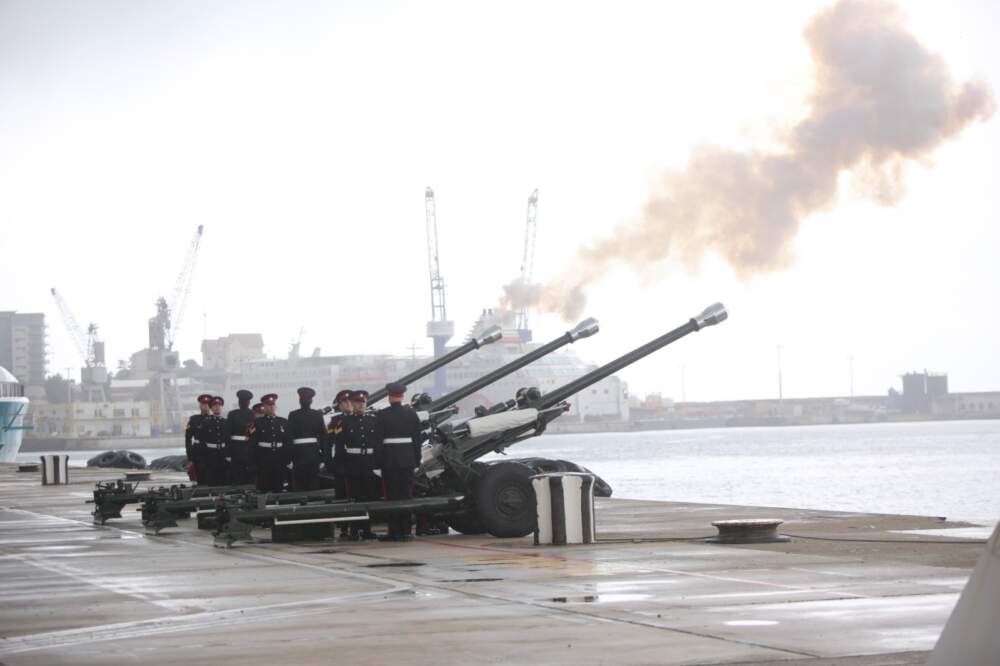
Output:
(474, 325), (503, 347)
(567, 317), (599, 341)
(693, 303), (728, 329)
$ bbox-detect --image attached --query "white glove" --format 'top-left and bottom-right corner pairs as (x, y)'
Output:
(286, 462), (293, 470)
(373, 469), (382, 478)
(413, 467), (420, 473)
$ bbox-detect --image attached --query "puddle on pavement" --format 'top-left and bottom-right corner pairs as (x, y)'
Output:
(436, 577), (503, 583)
(365, 562), (427, 568)
(548, 593), (651, 604)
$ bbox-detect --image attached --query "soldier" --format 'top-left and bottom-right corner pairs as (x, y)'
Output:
(287, 386), (327, 492)
(252, 402), (264, 417)
(336, 389), (379, 540)
(326, 389), (353, 479)
(195, 396), (230, 486)
(375, 382), (423, 542)
(248, 393), (290, 493)
(185, 394), (213, 483)
(326, 389), (353, 539)
(225, 389), (255, 485)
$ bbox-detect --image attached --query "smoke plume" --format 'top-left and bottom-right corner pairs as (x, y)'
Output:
(505, 0), (995, 321)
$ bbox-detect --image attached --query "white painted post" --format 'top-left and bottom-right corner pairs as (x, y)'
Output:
(40, 455), (70, 485)
(929, 521), (1000, 665)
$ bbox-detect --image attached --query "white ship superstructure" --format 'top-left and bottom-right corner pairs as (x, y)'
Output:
(0, 366), (30, 462)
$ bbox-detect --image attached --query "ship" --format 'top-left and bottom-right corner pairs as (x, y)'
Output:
(0, 366), (30, 462)
(230, 306), (629, 425)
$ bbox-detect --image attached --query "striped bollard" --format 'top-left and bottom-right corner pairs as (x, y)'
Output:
(40, 455), (70, 485)
(531, 472), (596, 545)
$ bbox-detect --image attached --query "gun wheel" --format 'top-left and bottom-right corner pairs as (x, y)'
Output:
(476, 462), (536, 538)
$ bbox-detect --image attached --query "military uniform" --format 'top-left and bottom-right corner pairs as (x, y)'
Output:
(287, 387), (328, 492)
(225, 390), (255, 485)
(337, 390), (379, 539)
(327, 413), (348, 497)
(375, 383), (424, 540)
(248, 394), (290, 493)
(195, 398), (230, 486)
(185, 394), (213, 483)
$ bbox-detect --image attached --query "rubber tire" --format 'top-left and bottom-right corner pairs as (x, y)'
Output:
(124, 451), (147, 469)
(87, 451), (118, 467)
(475, 462), (537, 538)
(445, 511), (487, 535)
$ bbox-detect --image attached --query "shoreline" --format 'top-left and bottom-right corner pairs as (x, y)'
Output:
(19, 415), (1000, 450)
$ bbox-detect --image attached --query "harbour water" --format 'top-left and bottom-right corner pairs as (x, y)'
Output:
(19, 419), (1000, 525)
(503, 419), (1000, 526)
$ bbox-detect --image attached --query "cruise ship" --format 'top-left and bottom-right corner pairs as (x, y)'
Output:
(0, 366), (30, 462)
(231, 307), (629, 424)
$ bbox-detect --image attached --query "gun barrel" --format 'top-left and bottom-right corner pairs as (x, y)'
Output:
(539, 303), (728, 409)
(368, 325), (503, 404)
(428, 317), (599, 411)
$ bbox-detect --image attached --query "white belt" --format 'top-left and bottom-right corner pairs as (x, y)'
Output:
(383, 437), (411, 444)
(204, 442), (223, 449)
(293, 437), (318, 444)
(344, 447), (370, 455)
(230, 435), (248, 441)
(257, 441), (281, 448)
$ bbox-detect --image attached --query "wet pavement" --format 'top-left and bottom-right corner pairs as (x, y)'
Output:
(0, 464), (986, 665)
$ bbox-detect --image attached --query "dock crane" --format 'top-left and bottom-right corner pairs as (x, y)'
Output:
(147, 225), (203, 352)
(148, 224), (204, 431)
(514, 189), (539, 341)
(167, 224), (204, 350)
(50, 288), (107, 401)
(425, 188), (455, 395)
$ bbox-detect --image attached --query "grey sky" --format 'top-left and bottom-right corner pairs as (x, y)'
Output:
(1, 0), (997, 402)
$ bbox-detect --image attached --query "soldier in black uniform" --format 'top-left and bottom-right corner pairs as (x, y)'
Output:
(326, 390), (353, 483)
(225, 389), (255, 485)
(336, 389), (379, 540)
(375, 382), (424, 541)
(185, 394), (213, 483)
(248, 393), (290, 493)
(286, 386), (327, 491)
(195, 396), (231, 486)
(326, 389), (354, 538)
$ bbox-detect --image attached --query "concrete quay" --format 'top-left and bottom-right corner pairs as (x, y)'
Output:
(0, 464), (986, 665)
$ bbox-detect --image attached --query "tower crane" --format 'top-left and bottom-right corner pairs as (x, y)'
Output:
(147, 224), (204, 432)
(514, 188), (539, 341)
(424, 187), (455, 395)
(50, 288), (107, 400)
(166, 224), (204, 350)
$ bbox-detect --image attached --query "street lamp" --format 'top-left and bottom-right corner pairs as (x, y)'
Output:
(776, 345), (784, 401)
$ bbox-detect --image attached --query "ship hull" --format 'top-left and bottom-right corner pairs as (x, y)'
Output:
(0, 397), (29, 463)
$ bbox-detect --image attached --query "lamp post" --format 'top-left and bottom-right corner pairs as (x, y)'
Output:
(776, 345), (784, 402)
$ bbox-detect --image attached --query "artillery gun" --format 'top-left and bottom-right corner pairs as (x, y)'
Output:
(414, 303), (728, 537)
(212, 304), (728, 545)
(88, 479), (253, 525)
